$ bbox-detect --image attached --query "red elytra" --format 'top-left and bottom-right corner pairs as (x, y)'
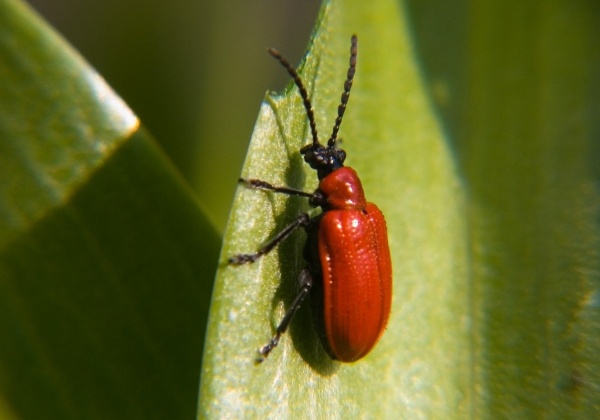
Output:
(229, 35), (392, 363)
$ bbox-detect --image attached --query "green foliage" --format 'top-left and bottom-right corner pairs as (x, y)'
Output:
(0, 0), (218, 418)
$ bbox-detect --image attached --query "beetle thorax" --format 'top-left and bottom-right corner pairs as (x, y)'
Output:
(318, 167), (367, 210)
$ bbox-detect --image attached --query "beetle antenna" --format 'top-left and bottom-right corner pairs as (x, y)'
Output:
(268, 48), (320, 146)
(328, 35), (357, 148)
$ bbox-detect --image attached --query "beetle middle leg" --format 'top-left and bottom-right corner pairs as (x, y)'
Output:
(229, 212), (311, 264)
(229, 176), (316, 265)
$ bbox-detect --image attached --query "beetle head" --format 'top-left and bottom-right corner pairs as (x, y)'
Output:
(301, 141), (346, 180)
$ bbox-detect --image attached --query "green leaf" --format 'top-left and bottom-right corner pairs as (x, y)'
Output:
(0, 0), (219, 418)
(200, 0), (468, 417)
(409, 0), (600, 416)
(200, 0), (600, 417)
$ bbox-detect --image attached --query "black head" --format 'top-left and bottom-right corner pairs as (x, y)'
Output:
(268, 35), (358, 180)
(300, 141), (346, 180)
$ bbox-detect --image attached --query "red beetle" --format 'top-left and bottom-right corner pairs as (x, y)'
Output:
(230, 35), (392, 363)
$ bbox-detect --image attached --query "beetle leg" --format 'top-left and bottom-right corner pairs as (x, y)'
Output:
(229, 212), (311, 264)
(240, 178), (327, 208)
(257, 268), (313, 362)
(239, 178), (314, 198)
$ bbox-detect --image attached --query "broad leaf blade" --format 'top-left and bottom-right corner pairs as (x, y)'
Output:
(0, 1), (219, 418)
(408, 0), (600, 417)
(0, 0), (137, 246)
(199, 0), (468, 417)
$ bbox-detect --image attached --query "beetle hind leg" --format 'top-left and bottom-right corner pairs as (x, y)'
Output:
(256, 268), (314, 362)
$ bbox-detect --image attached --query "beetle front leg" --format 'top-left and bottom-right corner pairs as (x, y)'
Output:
(239, 178), (314, 198)
(256, 268), (313, 362)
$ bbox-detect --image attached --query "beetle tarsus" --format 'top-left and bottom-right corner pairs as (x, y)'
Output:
(256, 333), (281, 363)
(228, 253), (259, 265)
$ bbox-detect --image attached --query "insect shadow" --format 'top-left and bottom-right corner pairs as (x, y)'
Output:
(261, 96), (339, 376)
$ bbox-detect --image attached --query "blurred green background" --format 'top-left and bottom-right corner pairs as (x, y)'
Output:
(28, 0), (320, 232)
(2, 0), (598, 418)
